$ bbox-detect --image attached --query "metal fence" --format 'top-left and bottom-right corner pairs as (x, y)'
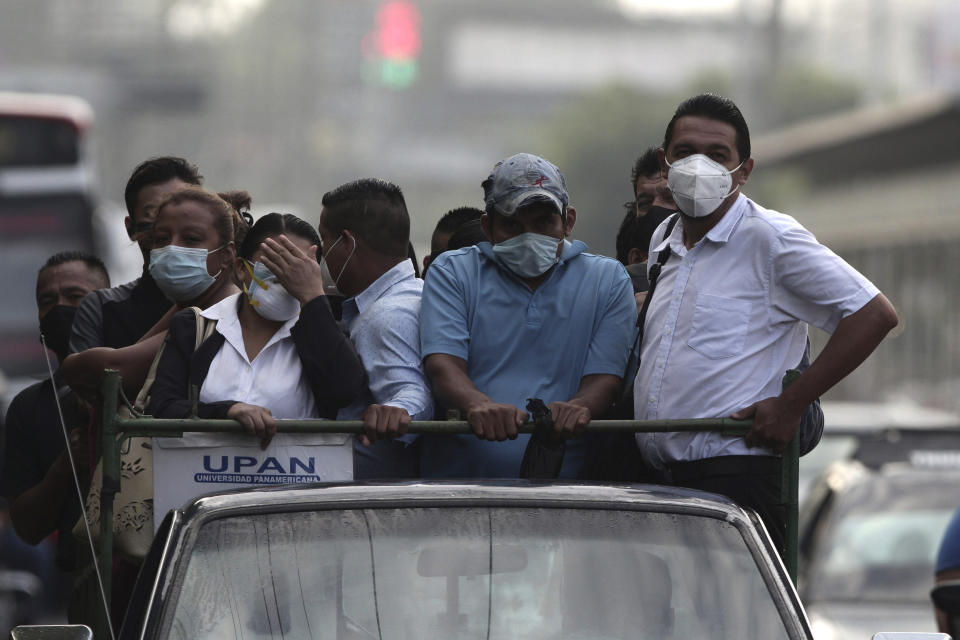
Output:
(93, 369), (800, 628)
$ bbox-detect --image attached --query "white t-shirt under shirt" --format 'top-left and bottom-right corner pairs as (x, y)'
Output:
(634, 195), (880, 470)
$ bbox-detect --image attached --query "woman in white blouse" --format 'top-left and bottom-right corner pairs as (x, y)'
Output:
(146, 207), (365, 513)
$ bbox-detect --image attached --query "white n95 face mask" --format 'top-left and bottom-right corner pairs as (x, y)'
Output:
(243, 260), (301, 322)
(666, 154), (744, 218)
(492, 232), (561, 278)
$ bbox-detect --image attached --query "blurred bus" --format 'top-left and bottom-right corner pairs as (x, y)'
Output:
(0, 91), (97, 379)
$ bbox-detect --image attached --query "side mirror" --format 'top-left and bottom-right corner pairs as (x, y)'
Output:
(10, 625), (93, 640)
(870, 634), (952, 640)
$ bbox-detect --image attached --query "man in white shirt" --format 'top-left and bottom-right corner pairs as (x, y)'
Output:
(634, 94), (899, 550)
(318, 178), (433, 478)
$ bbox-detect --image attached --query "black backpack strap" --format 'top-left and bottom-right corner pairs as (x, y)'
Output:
(621, 214), (679, 381)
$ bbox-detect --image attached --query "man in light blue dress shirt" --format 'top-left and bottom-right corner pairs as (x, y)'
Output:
(318, 178), (433, 478)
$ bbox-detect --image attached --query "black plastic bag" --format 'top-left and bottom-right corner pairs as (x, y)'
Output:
(519, 398), (565, 479)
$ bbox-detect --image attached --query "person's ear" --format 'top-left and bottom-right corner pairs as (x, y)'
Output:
(736, 157), (755, 187)
(220, 242), (237, 270)
(124, 215), (134, 240)
(480, 213), (493, 242)
(234, 254), (248, 284)
(627, 247), (645, 265)
(657, 148), (668, 177)
(563, 206), (576, 237)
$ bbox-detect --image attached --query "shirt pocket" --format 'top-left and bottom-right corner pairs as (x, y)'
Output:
(687, 293), (753, 359)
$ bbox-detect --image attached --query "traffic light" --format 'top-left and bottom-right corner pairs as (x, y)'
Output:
(363, 1), (421, 89)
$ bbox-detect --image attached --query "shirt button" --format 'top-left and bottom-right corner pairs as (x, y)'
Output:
(649, 395), (656, 403)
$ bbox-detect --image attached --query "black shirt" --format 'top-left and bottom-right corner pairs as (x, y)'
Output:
(0, 376), (86, 570)
(69, 271), (172, 352)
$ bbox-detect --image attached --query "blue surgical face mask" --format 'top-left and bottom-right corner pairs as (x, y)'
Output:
(492, 232), (561, 278)
(149, 244), (225, 302)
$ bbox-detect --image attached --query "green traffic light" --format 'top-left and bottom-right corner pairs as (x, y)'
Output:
(380, 58), (418, 89)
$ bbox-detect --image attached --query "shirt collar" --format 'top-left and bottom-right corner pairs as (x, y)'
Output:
(652, 216), (684, 256)
(201, 292), (298, 362)
(652, 195), (747, 256)
(200, 292), (241, 321)
(703, 193), (747, 245)
(345, 259), (416, 316)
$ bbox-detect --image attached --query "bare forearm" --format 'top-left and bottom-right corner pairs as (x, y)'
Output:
(781, 294), (898, 412)
(425, 355), (494, 413)
(567, 374), (621, 418)
(63, 334), (166, 399)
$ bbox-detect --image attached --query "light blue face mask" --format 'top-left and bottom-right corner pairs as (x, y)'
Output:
(492, 232), (561, 278)
(149, 244), (225, 302)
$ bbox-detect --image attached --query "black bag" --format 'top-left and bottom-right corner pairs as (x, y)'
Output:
(519, 398), (565, 480)
(581, 215), (679, 482)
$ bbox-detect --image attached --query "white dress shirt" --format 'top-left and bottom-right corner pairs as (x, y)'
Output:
(186, 293), (350, 449)
(634, 195), (879, 469)
(152, 294), (351, 522)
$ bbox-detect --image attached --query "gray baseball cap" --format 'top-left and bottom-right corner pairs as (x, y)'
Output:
(482, 153), (569, 217)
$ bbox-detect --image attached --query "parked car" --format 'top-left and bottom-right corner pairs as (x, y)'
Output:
(798, 400), (960, 503)
(110, 481), (808, 640)
(799, 460), (960, 638)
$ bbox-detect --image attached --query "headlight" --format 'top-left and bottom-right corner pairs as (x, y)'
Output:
(809, 613), (841, 640)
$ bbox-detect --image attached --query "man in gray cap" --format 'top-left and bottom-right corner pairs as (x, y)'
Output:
(419, 153), (637, 478)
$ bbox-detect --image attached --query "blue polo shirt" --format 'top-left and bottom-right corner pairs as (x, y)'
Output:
(419, 240), (636, 478)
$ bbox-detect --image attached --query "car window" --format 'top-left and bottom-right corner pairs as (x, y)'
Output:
(805, 469), (960, 603)
(163, 506), (792, 640)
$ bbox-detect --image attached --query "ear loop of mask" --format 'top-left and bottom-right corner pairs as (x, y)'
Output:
(207, 243), (229, 281)
(332, 234), (357, 286)
(241, 258), (269, 307)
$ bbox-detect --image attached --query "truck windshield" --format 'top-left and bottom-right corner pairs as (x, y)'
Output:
(165, 506), (792, 640)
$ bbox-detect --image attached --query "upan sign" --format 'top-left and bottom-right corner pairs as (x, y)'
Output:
(152, 432), (353, 531)
(197, 454), (322, 483)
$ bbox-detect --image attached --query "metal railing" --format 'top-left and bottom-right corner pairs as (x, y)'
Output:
(94, 369), (799, 625)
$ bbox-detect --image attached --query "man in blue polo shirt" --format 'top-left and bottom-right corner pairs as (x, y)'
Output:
(419, 153), (637, 478)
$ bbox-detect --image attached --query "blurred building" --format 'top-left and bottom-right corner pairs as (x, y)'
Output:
(750, 94), (960, 412)
(0, 0), (956, 402)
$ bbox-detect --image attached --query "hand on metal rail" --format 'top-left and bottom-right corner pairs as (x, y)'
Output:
(226, 402), (277, 449)
(733, 396), (802, 453)
(359, 404), (410, 446)
(466, 401), (528, 441)
(548, 401), (591, 437)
